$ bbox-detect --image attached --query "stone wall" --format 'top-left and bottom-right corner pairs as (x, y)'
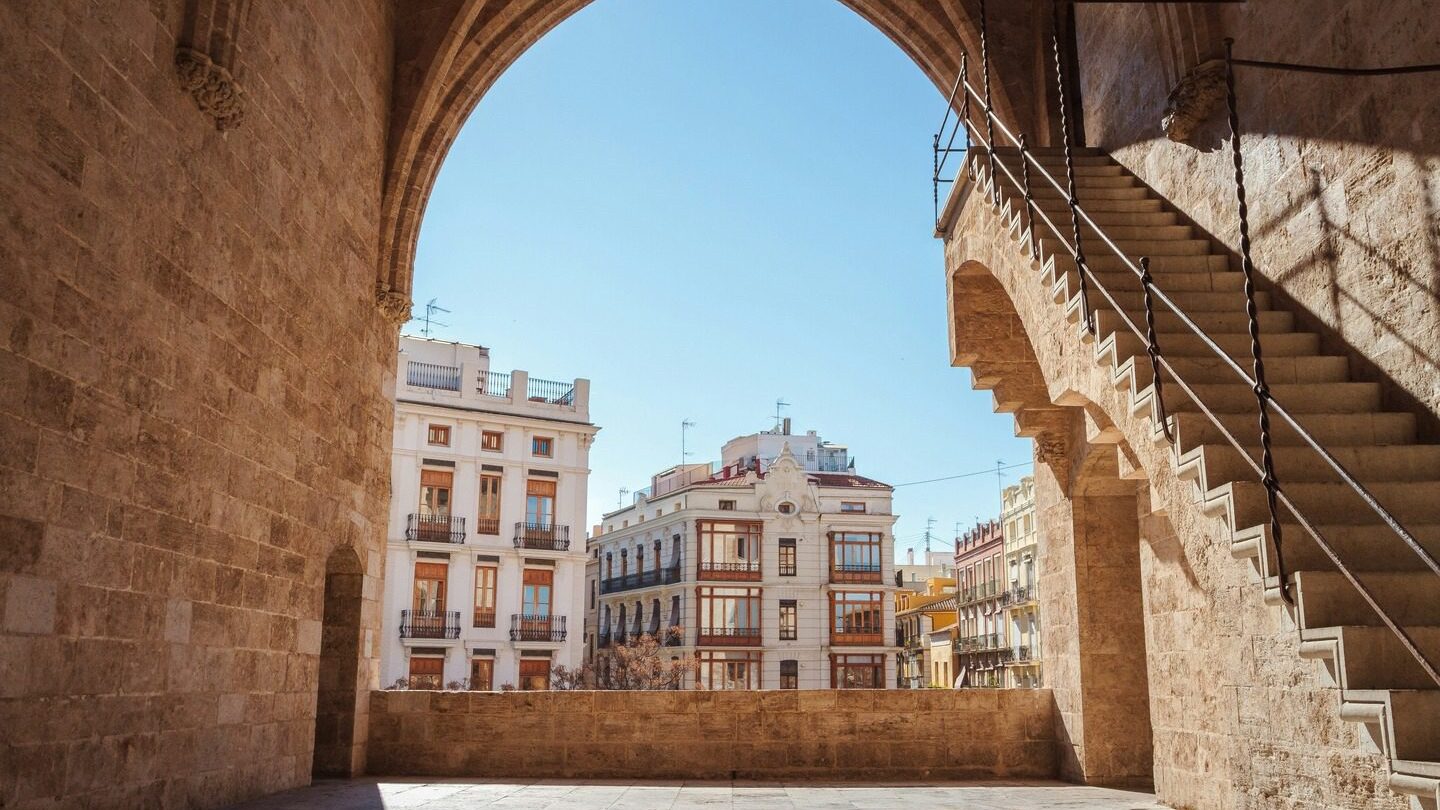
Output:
(1075, 1), (1440, 435)
(367, 689), (1058, 780)
(0, 1), (396, 807)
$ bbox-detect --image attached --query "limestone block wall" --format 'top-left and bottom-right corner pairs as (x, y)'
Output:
(367, 689), (1058, 780)
(1075, 1), (1440, 433)
(0, 1), (395, 807)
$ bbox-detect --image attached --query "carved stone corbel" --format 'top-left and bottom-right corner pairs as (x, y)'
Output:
(375, 284), (413, 328)
(1161, 58), (1227, 144)
(175, 0), (252, 130)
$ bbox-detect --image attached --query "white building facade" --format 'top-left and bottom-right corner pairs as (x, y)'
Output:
(380, 336), (597, 690)
(586, 425), (899, 690)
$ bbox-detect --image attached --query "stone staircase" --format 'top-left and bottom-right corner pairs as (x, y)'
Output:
(976, 145), (1440, 809)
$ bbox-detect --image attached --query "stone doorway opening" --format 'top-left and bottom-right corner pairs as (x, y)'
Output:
(313, 545), (366, 778)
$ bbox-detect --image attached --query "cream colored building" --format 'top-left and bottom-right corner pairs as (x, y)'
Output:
(1000, 476), (1040, 687)
(586, 424), (899, 689)
(380, 336), (597, 691)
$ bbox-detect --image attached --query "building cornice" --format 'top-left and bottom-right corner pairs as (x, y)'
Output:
(396, 398), (599, 430)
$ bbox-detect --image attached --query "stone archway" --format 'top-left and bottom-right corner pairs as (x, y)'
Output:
(313, 545), (366, 778)
(374, 0), (1057, 309)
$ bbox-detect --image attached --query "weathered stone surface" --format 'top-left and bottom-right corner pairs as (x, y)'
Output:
(366, 689), (1059, 780)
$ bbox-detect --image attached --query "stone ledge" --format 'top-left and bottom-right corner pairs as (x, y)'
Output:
(366, 689), (1058, 780)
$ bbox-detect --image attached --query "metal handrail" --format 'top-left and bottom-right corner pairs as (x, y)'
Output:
(935, 12), (1439, 687)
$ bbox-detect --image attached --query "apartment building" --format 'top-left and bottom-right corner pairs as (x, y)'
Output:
(586, 422), (898, 689)
(380, 336), (597, 690)
(1000, 476), (1041, 687)
(894, 580), (957, 688)
(953, 519), (1006, 687)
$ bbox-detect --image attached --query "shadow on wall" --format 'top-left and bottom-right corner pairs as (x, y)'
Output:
(1255, 160), (1440, 441)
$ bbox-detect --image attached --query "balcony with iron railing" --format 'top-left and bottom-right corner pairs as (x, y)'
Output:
(525, 376), (576, 405)
(405, 360), (461, 392)
(399, 341), (588, 420)
(830, 563), (883, 585)
(697, 560), (761, 582)
(510, 614), (567, 642)
(399, 609), (460, 640)
(406, 513), (466, 544)
(696, 626), (762, 646)
(514, 522), (570, 551)
(601, 564), (684, 595)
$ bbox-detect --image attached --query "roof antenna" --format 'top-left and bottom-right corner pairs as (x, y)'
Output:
(419, 298), (450, 337)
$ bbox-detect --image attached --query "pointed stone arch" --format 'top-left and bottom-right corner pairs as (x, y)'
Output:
(376, 0), (1051, 310)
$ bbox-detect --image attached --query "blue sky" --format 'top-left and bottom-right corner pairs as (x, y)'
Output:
(411, 0), (1032, 559)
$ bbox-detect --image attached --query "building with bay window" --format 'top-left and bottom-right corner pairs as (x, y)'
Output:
(380, 335), (597, 690)
(586, 422), (898, 689)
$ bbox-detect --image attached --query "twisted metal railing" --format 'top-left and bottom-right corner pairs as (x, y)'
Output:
(932, 1), (1440, 688)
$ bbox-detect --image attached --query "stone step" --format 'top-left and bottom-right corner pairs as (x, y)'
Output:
(1222, 480), (1440, 526)
(1081, 288), (1274, 317)
(1095, 307), (1295, 340)
(1296, 571), (1440, 629)
(1035, 207), (1178, 227)
(1233, 523), (1440, 574)
(1340, 690), (1440, 763)
(1169, 382), (1382, 416)
(1171, 411), (1417, 449)
(1298, 625), (1440, 690)
(1120, 356), (1349, 399)
(996, 171), (1139, 191)
(1055, 267), (1245, 298)
(1035, 197), (1166, 214)
(1110, 328), (1320, 358)
(1036, 234), (1213, 256)
(1197, 443), (1440, 485)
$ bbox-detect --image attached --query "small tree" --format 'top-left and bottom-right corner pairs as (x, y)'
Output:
(551, 626), (698, 690)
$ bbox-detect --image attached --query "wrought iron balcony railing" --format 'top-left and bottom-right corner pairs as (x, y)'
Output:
(509, 614), (567, 642)
(406, 360), (461, 392)
(696, 626), (761, 646)
(399, 609), (460, 639)
(406, 513), (465, 543)
(514, 522), (570, 550)
(600, 563), (684, 595)
(697, 561), (761, 581)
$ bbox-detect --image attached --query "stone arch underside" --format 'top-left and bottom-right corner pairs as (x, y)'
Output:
(375, 0), (1051, 304)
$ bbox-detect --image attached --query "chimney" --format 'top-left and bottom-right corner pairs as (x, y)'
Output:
(782, 417), (791, 435)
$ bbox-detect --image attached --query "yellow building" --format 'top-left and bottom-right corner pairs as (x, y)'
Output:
(894, 578), (955, 688)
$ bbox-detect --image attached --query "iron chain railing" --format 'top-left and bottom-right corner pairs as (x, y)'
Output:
(929, 2), (1440, 688)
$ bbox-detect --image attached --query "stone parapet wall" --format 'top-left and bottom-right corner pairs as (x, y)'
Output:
(367, 689), (1058, 780)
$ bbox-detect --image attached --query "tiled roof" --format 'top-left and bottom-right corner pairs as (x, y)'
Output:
(807, 472), (892, 489)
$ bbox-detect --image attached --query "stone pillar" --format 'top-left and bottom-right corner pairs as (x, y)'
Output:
(1037, 438), (1154, 787)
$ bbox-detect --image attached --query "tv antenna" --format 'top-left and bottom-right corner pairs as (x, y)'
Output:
(772, 398), (790, 431)
(681, 419), (696, 467)
(419, 298), (450, 337)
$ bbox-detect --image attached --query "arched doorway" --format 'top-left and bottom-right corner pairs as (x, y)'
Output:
(313, 545), (366, 778)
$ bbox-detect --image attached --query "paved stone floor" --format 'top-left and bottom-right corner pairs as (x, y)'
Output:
(228, 779), (1169, 809)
